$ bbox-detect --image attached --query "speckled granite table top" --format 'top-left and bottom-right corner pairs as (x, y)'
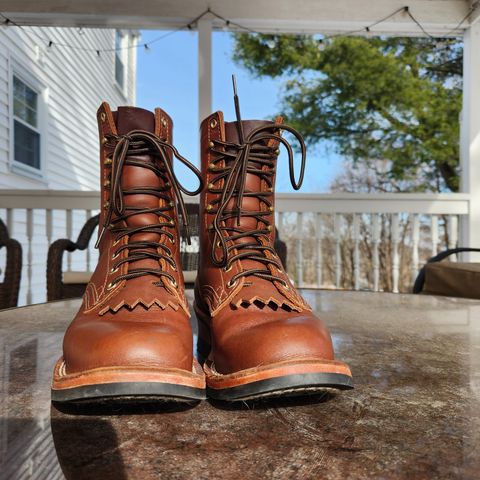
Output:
(1, 290), (479, 480)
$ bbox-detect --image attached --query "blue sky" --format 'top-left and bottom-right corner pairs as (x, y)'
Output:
(136, 30), (342, 192)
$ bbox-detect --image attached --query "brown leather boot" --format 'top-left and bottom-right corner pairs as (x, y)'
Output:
(195, 98), (353, 401)
(52, 103), (206, 403)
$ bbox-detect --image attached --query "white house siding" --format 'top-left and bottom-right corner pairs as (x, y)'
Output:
(0, 26), (137, 305)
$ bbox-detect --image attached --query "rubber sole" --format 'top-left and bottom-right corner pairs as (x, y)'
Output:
(51, 381), (206, 403)
(206, 372), (353, 401)
(51, 357), (206, 404)
(204, 358), (353, 402)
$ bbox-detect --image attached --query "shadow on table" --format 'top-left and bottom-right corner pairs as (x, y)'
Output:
(50, 400), (199, 480)
(50, 394), (337, 479)
(208, 390), (336, 411)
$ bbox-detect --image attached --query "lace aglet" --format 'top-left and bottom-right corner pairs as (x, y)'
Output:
(232, 74), (245, 144)
(94, 226), (105, 249)
(184, 224), (191, 245)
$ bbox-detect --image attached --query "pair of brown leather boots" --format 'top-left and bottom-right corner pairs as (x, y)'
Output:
(51, 93), (353, 404)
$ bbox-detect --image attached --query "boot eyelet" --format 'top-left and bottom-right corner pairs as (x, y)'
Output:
(207, 183), (215, 190)
(110, 266), (119, 274)
(268, 206), (274, 212)
(224, 264), (232, 272)
(161, 117), (168, 127)
(103, 201), (109, 210)
(169, 237), (175, 244)
(104, 179), (111, 188)
(106, 281), (116, 290)
(208, 164), (217, 172)
(101, 136), (108, 145)
(210, 118), (218, 128)
(100, 112), (106, 122)
(275, 148), (280, 155)
(208, 141), (215, 148)
(113, 238), (121, 246)
(165, 182), (171, 189)
(206, 204), (213, 212)
(112, 251), (120, 260)
(168, 278), (178, 288)
(227, 279), (238, 289)
(104, 156), (113, 165)
(216, 241), (222, 248)
(266, 225), (272, 232)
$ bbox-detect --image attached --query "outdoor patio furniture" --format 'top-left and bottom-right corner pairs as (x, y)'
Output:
(46, 205), (289, 301)
(413, 247), (480, 299)
(46, 214), (100, 301)
(1, 289), (479, 478)
(0, 218), (22, 309)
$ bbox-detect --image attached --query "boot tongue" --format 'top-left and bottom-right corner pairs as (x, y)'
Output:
(116, 106), (155, 135)
(112, 107), (165, 275)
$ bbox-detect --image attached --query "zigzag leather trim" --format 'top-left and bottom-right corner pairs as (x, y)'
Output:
(98, 298), (181, 316)
(230, 295), (303, 313)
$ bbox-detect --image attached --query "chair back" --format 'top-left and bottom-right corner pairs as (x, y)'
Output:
(0, 219), (22, 309)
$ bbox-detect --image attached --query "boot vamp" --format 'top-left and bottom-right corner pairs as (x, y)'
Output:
(211, 307), (334, 374)
(63, 307), (193, 374)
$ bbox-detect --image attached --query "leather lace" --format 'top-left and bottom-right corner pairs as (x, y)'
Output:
(96, 130), (203, 287)
(208, 123), (306, 287)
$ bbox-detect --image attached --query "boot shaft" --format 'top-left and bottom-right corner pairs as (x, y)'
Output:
(84, 103), (202, 315)
(97, 103), (175, 252)
(199, 111), (282, 269)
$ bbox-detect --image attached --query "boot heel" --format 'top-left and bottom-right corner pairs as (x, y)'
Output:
(194, 304), (211, 365)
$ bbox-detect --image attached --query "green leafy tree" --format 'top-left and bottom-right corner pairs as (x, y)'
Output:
(233, 35), (462, 192)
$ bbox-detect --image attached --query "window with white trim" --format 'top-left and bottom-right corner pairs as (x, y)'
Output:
(13, 75), (41, 171)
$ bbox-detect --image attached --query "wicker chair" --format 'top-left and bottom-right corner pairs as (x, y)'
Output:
(0, 219), (22, 309)
(47, 214), (100, 301)
(46, 204), (288, 301)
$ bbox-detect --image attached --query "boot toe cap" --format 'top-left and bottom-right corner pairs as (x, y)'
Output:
(63, 318), (193, 374)
(213, 312), (334, 374)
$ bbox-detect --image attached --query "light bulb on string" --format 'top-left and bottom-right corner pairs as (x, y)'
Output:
(144, 43), (151, 54)
(318, 39), (326, 51)
(365, 26), (373, 37)
(265, 38), (275, 49)
(222, 20), (230, 32)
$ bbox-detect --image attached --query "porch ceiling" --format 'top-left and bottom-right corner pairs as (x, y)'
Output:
(0, 0), (475, 36)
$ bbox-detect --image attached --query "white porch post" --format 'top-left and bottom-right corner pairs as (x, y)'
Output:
(198, 18), (212, 126)
(460, 21), (480, 260)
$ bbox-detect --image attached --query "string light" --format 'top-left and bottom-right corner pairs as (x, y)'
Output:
(0, 5), (477, 57)
(222, 20), (231, 32)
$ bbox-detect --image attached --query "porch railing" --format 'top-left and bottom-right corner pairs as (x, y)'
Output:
(0, 190), (471, 305)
